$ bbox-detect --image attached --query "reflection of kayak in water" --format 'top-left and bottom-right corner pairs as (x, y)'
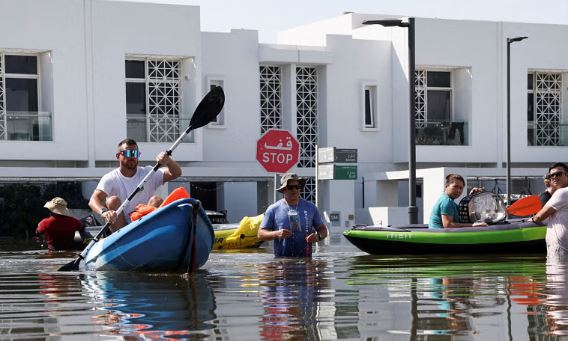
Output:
(343, 222), (546, 255)
(81, 271), (217, 335)
(213, 215), (264, 250)
(347, 254), (546, 280)
(84, 198), (214, 272)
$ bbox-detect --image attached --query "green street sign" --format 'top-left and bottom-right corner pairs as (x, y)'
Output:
(318, 164), (357, 180)
(334, 165), (357, 180)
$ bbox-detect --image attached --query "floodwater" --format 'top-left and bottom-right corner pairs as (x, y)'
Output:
(1, 231), (567, 340)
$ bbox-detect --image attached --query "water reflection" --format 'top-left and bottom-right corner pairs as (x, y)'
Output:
(80, 271), (217, 338)
(544, 252), (568, 336)
(347, 254), (548, 339)
(256, 259), (335, 340)
(6, 243), (568, 339)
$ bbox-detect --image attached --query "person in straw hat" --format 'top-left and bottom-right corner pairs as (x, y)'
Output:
(36, 197), (84, 251)
(258, 173), (327, 257)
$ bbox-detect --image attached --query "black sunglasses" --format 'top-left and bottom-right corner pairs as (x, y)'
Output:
(549, 171), (565, 179)
(286, 184), (303, 190)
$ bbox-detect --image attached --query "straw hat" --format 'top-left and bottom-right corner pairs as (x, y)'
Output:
(44, 197), (71, 216)
(277, 173), (306, 193)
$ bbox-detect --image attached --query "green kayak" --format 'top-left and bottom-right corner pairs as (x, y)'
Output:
(343, 221), (546, 255)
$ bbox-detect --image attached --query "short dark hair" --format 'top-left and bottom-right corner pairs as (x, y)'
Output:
(117, 138), (138, 151)
(548, 162), (568, 173)
(445, 173), (465, 187)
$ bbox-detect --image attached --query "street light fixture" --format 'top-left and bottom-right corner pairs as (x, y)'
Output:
(363, 18), (418, 224)
(506, 36), (528, 212)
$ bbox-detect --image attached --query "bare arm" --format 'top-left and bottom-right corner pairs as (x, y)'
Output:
(530, 205), (556, 224)
(157, 151), (182, 183)
(306, 224), (328, 243)
(89, 189), (117, 224)
(258, 227), (291, 241)
(89, 189), (107, 215)
(442, 214), (487, 228)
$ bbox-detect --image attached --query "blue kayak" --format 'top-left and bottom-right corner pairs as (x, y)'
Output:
(84, 198), (214, 272)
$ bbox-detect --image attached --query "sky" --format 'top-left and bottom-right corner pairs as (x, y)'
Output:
(120, 0), (568, 43)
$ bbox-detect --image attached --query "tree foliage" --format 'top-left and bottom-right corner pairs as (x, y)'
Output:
(0, 182), (89, 240)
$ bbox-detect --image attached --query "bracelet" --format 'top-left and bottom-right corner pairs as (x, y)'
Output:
(100, 207), (109, 215)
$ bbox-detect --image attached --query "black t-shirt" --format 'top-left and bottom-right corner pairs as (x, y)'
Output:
(539, 190), (552, 206)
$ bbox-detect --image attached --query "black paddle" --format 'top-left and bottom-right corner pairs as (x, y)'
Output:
(59, 86), (225, 271)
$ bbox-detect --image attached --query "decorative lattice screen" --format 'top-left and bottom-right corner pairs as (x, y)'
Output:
(260, 66), (282, 133)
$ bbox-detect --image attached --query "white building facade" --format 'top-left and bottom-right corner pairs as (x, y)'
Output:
(0, 0), (567, 226)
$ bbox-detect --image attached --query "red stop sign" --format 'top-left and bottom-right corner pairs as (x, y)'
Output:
(256, 129), (299, 173)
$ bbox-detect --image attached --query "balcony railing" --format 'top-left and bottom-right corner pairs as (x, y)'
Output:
(0, 111), (52, 141)
(527, 121), (568, 146)
(127, 115), (193, 143)
(415, 121), (468, 145)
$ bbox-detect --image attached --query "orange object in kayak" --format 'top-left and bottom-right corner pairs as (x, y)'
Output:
(160, 187), (191, 207)
(130, 187), (191, 221)
(129, 204), (156, 221)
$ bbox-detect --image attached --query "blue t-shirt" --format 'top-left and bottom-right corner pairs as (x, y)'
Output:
(261, 199), (325, 257)
(429, 193), (460, 229)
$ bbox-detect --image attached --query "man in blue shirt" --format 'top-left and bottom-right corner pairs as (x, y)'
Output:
(429, 173), (487, 229)
(258, 173), (327, 257)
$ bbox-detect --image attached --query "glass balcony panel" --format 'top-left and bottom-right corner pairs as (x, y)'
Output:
(415, 121), (468, 145)
(126, 115), (194, 143)
(3, 111), (52, 141)
(528, 121), (568, 146)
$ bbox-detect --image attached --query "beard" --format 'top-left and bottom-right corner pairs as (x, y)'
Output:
(123, 159), (138, 171)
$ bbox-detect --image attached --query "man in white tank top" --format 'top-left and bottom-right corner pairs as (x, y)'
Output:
(89, 138), (182, 232)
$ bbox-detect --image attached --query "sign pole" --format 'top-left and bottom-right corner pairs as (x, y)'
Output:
(315, 144), (319, 207)
(273, 173), (279, 203)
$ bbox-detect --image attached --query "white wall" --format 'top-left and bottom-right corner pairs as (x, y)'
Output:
(0, 0), (88, 161)
(222, 182), (258, 222)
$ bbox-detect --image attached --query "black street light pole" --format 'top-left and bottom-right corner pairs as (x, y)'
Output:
(363, 18), (418, 224)
(506, 36), (527, 211)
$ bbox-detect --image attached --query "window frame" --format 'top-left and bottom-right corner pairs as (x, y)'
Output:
(361, 81), (378, 131)
(206, 77), (225, 128)
(124, 56), (185, 143)
(425, 70), (452, 122)
(1, 53), (44, 141)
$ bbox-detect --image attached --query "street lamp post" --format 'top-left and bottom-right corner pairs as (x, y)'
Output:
(363, 18), (418, 224)
(506, 36), (527, 212)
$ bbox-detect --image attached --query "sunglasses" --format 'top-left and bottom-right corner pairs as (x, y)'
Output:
(286, 184), (303, 190)
(119, 149), (140, 158)
(549, 171), (565, 179)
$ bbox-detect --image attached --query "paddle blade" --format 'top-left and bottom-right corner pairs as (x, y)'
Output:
(507, 195), (542, 217)
(58, 257), (81, 271)
(189, 86), (225, 130)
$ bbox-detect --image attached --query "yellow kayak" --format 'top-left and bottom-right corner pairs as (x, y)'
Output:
(213, 214), (264, 250)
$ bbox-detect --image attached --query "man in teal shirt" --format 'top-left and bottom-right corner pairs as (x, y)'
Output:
(429, 174), (487, 229)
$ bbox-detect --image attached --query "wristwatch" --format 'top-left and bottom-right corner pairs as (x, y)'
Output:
(100, 207), (109, 215)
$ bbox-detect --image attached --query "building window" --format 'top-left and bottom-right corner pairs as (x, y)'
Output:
(528, 72), (562, 146)
(125, 58), (183, 143)
(415, 70), (452, 125)
(296, 66), (318, 168)
(363, 84), (377, 130)
(0, 54), (51, 141)
(207, 79), (225, 127)
(259, 65), (282, 134)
